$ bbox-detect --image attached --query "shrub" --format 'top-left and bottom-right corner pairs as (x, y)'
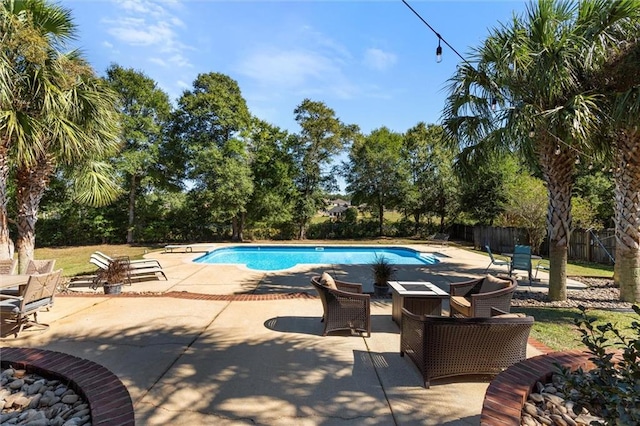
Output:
(557, 305), (640, 424)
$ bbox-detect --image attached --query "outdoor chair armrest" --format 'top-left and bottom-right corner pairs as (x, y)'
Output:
(328, 287), (370, 301)
(0, 293), (22, 301)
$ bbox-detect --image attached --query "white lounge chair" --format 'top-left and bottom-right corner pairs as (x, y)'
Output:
(89, 254), (167, 281)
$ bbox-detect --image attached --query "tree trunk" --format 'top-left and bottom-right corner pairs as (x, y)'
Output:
(548, 243), (568, 300)
(298, 221), (306, 240)
(538, 140), (574, 301)
(613, 129), (640, 302)
(231, 214), (244, 242)
(378, 201), (384, 237)
(126, 174), (136, 244)
(16, 156), (54, 273)
(413, 212), (421, 235)
(0, 141), (14, 260)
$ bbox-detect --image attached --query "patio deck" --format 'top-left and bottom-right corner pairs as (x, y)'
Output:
(1, 243), (565, 425)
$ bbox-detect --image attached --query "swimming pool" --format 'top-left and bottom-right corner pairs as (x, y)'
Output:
(194, 245), (439, 271)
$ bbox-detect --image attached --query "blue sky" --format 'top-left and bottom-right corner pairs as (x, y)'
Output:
(62, 0), (528, 135)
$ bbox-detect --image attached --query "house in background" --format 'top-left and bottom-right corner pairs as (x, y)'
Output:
(328, 205), (349, 220)
(322, 198), (351, 219)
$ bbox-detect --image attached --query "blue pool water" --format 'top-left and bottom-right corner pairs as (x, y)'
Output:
(194, 246), (439, 271)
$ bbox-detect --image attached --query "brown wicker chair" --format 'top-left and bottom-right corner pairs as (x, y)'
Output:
(449, 274), (517, 317)
(400, 307), (533, 388)
(310, 275), (371, 337)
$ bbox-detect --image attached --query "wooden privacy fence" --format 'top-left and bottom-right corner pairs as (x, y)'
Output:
(450, 224), (615, 265)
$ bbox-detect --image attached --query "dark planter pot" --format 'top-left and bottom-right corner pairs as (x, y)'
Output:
(103, 284), (122, 295)
(374, 284), (389, 297)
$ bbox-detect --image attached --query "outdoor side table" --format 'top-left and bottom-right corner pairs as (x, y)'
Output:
(388, 281), (449, 325)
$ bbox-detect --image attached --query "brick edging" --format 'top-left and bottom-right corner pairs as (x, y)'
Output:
(0, 347), (134, 426)
(480, 350), (593, 425)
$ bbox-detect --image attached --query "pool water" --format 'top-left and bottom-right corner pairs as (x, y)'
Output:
(194, 246), (439, 271)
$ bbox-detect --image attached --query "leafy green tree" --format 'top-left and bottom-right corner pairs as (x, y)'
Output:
(1, 0), (120, 270)
(291, 99), (354, 239)
(172, 72), (252, 241)
(402, 123), (459, 234)
(496, 174), (548, 254)
(345, 127), (407, 236)
(457, 152), (518, 226)
(443, 0), (636, 300)
(573, 167), (614, 229)
(105, 64), (171, 244)
(245, 118), (296, 234)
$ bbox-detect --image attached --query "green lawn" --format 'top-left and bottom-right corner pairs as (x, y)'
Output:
(512, 307), (637, 351)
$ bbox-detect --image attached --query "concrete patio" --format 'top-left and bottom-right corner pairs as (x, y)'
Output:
(1, 243), (576, 425)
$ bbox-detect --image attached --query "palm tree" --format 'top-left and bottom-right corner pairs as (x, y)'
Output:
(1, 0), (121, 270)
(591, 40), (640, 302)
(442, 0), (638, 301)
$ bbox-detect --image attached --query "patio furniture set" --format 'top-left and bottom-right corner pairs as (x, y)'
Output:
(0, 259), (62, 337)
(312, 272), (533, 388)
(1, 252), (169, 337)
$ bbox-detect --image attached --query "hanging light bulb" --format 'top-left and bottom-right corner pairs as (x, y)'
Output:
(575, 156), (580, 165)
(555, 145), (561, 155)
(588, 163), (593, 170)
(436, 38), (442, 63)
(528, 127), (535, 138)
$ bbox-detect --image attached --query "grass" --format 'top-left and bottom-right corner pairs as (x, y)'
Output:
(34, 242), (636, 352)
(512, 307), (638, 351)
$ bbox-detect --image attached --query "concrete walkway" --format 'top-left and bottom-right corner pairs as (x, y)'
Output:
(1, 243), (572, 425)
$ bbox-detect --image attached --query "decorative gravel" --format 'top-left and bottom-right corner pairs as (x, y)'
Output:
(512, 277), (635, 311)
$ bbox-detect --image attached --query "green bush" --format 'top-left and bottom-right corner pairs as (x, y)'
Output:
(557, 305), (640, 424)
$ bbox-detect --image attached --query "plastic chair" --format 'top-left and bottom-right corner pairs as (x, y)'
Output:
(484, 245), (510, 273)
(509, 245), (533, 284)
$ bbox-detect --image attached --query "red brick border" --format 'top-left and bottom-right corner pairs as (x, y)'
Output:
(0, 347), (134, 426)
(480, 350), (594, 425)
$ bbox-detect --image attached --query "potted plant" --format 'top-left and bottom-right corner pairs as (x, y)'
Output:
(371, 254), (395, 297)
(92, 256), (130, 294)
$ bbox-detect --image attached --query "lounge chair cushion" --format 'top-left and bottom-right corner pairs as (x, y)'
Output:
(450, 296), (472, 317)
(480, 275), (512, 294)
(320, 272), (337, 290)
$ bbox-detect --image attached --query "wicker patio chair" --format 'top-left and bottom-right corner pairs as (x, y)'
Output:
(0, 269), (62, 337)
(449, 274), (517, 318)
(400, 307), (533, 388)
(310, 274), (371, 337)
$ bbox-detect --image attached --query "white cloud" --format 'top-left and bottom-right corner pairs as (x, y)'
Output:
(363, 48), (397, 71)
(149, 57), (168, 67)
(237, 48), (357, 100)
(176, 80), (190, 89)
(103, 0), (192, 67)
